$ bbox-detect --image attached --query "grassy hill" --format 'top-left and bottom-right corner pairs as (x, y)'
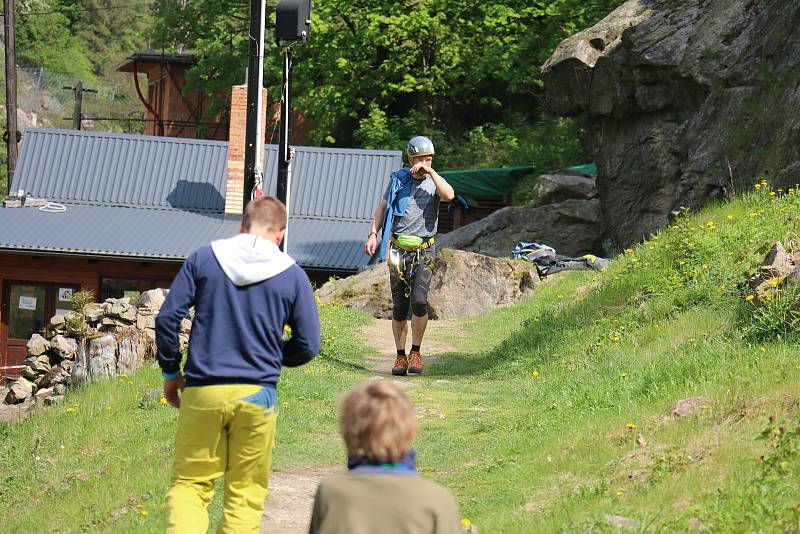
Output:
(2, 181), (800, 532)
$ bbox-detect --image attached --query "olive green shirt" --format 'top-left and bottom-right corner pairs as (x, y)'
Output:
(308, 472), (462, 534)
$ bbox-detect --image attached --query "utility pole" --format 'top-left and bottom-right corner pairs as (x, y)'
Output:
(276, 45), (293, 246)
(3, 0), (17, 195)
(243, 0), (266, 213)
(273, 0), (310, 252)
(63, 81), (98, 130)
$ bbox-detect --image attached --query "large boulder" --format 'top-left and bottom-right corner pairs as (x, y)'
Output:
(5, 378), (34, 404)
(137, 288), (168, 312)
(26, 334), (49, 357)
(526, 171), (597, 208)
(542, 0), (800, 248)
(437, 199), (604, 258)
(317, 249), (539, 319)
(50, 335), (78, 360)
(426, 249), (539, 319)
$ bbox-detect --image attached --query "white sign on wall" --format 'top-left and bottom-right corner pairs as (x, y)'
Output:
(18, 296), (38, 310)
(58, 288), (74, 301)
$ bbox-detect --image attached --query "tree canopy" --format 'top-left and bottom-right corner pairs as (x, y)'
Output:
(153, 0), (626, 169)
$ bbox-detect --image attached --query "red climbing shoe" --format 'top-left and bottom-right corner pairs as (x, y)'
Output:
(408, 351), (423, 374)
(392, 355), (409, 376)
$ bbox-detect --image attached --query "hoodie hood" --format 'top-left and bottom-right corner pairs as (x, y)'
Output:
(210, 233), (295, 286)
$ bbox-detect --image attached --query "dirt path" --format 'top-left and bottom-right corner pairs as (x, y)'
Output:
(259, 318), (463, 531)
(358, 319), (459, 377)
(261, 466), (343, 533)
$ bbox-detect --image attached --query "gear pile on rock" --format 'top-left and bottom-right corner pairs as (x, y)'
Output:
(3, 288), (178, 407)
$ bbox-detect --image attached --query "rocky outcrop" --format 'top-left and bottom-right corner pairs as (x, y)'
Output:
(438, 199), (603, 258)
(542, 0), (800, 247)
(317, 249), (539, 319)
(748, 241), (800, 304)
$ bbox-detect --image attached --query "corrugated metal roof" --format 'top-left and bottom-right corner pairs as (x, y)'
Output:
(0, 204), (373, 268)
(0, 204), (239, 260)
(13, 129), (229, 212)
(263, 144), (399, 220)
(4, 130), (403, 270)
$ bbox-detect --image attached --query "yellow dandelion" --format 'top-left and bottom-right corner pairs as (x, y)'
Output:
(118, 373), (128, 378)
(624, 248), (634, 255)
(159, 398), (168, 405)
(770, 278), (780, 287)
(460, 518), (472, 527)
(745, 295), (754, 301)
(726, 214), (734, 221)
(139, 509), (149, 517)
(770, 192), (776, 197)
(532, 370), (540, 378)
(612, 335), (621, 342)
(66, 407), (76, 413)
(619, 372), (628, 379)
(759, 346), (766, 353)
(626, 423), (637, 430)
(702, 264), (709, 270)
(755, 184), (762, 191)
(616, 490), (625, 497)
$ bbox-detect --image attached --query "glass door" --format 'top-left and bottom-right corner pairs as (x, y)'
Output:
(1, 282), (81, 377)
(3, 282), (48, 376)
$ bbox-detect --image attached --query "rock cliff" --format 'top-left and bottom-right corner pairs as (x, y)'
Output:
(543, 0), (800, 247)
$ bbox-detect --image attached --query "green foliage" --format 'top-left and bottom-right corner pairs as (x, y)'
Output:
(69, 289), (95, 315)
(15, 2), (95, 80)
(153, 0), (626, 169)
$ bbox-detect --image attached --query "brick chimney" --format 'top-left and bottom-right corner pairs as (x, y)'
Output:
(225, 85), (268, 215)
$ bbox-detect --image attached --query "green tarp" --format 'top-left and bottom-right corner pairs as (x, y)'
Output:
(438, 163), (596, 200)
(438, 166), (534, 199)
(567, 163), (597, 175)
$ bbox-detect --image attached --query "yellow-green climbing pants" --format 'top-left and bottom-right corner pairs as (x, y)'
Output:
(165, 384), (278, 534)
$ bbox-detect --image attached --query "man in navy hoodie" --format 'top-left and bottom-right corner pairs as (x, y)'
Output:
(156, 195), (320, 533)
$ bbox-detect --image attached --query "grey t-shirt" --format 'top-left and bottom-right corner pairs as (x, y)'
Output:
(383, 175), (440, 238)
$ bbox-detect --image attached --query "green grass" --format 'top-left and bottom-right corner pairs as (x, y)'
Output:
(0, 306), (373, 533)
(4, 182), (800, 531)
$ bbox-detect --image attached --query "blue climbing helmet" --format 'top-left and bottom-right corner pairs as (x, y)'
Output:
(407, 136), (435, 158)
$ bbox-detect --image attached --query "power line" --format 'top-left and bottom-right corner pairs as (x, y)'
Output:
(1, 1), (151, 17)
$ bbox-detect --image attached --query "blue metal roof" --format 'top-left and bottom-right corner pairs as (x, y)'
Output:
(0, 204), (238, 261)
(14, 129), (229, 212)
(5, 129), (402, 270)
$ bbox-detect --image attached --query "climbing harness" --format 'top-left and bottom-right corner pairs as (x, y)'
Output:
(389, 235), (437, 297)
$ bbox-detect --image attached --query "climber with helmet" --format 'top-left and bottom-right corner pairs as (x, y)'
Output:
(363, 136), (455, 376)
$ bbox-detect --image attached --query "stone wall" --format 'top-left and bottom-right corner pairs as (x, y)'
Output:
(3, 289), (174, 406)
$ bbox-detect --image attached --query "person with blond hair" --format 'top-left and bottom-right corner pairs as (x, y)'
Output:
(308, 380), (462, 533)
(156, 195), (320, 533)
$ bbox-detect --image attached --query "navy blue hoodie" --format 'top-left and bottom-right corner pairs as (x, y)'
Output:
(155, 233), (321, 388)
